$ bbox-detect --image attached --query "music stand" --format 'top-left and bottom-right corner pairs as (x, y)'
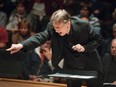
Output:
(103, 83), (116, 87)
(48, 70), (97, 80)
(0, 49), (27, 79)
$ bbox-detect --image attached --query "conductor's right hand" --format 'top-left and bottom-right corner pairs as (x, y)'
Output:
(6, 43), (23, 54)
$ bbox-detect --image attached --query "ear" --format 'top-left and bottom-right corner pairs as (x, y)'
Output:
(67, 20), (71, 26)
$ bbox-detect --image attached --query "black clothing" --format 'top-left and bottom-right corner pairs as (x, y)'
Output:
(21, 16), (103, 86)
(102, 53), (116, 83)
(22, 50), (52, 80)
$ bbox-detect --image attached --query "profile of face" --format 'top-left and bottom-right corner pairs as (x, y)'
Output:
(40, 41), (51, 52)
(113, 29), (116, 38)
(16, 3), (25, 15)
(111, 39), (116, 56)
(53, 21), (70, 36)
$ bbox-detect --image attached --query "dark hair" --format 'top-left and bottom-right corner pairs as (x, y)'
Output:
(15, 0), (27, 9)
(0, 0), (5, 11)
(113, 23), (116, 31)
(79, 1), (92, 12)
(18, 18), (30, 30)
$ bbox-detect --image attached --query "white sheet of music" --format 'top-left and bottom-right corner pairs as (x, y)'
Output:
(48, 73), (96, 79)
(103, 83), (116, 86)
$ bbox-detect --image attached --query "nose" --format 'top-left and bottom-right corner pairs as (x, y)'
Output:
(54, 28), (60, 33)
(55, 30), (59, 33)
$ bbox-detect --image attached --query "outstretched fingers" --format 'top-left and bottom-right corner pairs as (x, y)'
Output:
(6, 44), (23, 54)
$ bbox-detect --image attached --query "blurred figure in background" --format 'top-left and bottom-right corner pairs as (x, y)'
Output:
(100, 23), (116, 57)
(77, 0), (101, 34)
(101, 8), (116, 39)
(102, 38), (116, 85)
(6, 0), (27, 33)
(22, 40), (53, 82)
(11, 18), (31, 44)
(0, 0), (7, 28)
(0, 26), (8, 48)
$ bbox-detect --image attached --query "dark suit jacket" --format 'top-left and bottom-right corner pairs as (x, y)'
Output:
(102, 53), (116, 83)
(22, 50), (52, 80)
(21, 16), (103, 73)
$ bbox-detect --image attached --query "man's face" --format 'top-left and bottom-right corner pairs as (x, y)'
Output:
(40, 41), (51, 51)
(16, 4), (25, 15)
(53, 21), (70, 36)
(80, 8), (89, 17)
(113, 29), (116, 38)
(111, 40), (116, 56)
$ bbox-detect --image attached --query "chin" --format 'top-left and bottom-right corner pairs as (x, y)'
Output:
(59, 33), (65, 36)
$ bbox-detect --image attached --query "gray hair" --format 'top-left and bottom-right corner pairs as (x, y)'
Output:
(50, 9), (71, 24)
(113, 23), (116, 31)
(112, 8), (116, 20)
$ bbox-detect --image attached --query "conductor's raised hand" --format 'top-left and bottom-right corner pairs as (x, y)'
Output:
(6, 43), (23, 54)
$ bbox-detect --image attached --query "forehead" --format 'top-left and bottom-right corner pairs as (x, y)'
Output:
(112, 40), (116, 45)
(113, 29), (116, 32)
(46, 41), (51, 44)
(53, 22), (63, 28)
(16, 3), (25, 7)
(53, 21), (64, 26)
(20, 25), (28, 28)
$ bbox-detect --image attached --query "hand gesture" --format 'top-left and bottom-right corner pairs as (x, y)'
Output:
(72, 44), (85, 52)
(42, 47), (52, 61)
(6, 43), (23, 54)
(113, 81), (116, 85)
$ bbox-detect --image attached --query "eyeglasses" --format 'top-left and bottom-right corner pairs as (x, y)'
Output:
(54, 22), (68, 31)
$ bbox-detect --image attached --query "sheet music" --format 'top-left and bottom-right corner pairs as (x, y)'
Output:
(103, 83), (116, 86)
(48, 73), (97, 79)
(69, 75), (96, 79)
(48, 73), (69, 78)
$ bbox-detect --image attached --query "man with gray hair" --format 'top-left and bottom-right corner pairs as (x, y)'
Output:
(100, 23), (116, 57)
(7, 9), (103, 87)
(102, 38), (116, 86)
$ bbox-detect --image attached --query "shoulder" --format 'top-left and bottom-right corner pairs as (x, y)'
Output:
(12, 32), (20, 36)
(46, 22), (52, 27)
(90, 14), (99, 21)
(46, 22), (55, 33)
(12, 32), (21, 39)
(102, 53), (112, 62)
(102, 53), (112, 70)
(0, 28), (8, 36)
(71, 16), (90, 28)
(71, 16), (91, 31)
(71, 16), (88, 24)
(89, 15), (100, 25)
(0, 12), (7, 17)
